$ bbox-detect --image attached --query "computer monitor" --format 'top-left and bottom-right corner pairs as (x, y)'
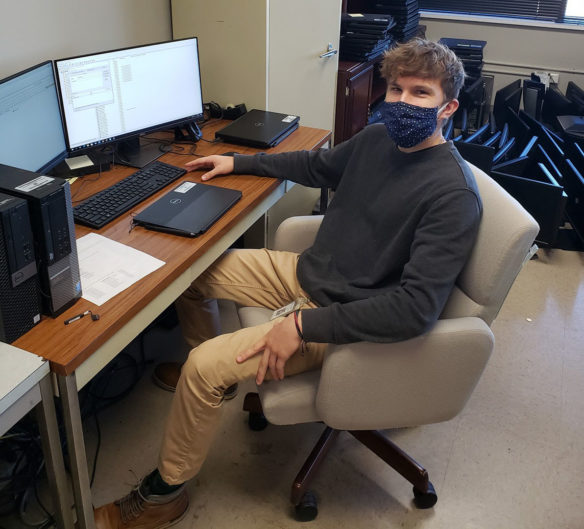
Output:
(455, 141), (496, 174)
(535, 144), (563, 183)
(493, 136), (516, 165)
(566, 81), (584, 111)
(504, 87), (522, 115)
(463, 122), (490, 144)
(490, 162), (566, 246)
(460, 77), (484, 106)
(519, 135), (538, 158)
(505, 108), (532, 151)
(493, 79), (521, 129)
(0, 61), (68, 173)
(518, 109), (567, 159)
(55, 38), (204, 168)
(498, 123), (509, 148)
(518, 109), (544, 135)
(483, 130), (501, 147)
(541, 86), (578, 131)
(565, 141), (584, 173)
(522, 79), (545, 121)
(541, 126), (566, 160)
(490, 155), (529, 176)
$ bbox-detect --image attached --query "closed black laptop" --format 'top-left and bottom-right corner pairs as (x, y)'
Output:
(215, 109), (300, 148)
(133, 181), (242, 237)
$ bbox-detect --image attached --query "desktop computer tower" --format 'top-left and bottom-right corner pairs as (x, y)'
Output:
(0, 193), (42, 342)
(0, 164), (82, 317)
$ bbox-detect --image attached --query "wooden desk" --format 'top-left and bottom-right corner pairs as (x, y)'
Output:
(0, 343), (73, 529)
(13, 120), (331, 529)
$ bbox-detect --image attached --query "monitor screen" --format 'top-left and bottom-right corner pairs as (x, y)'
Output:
(55, 38), (203, 166)
(504, 107), (530, 147)
(566, 81), (584, 108)
(493, 79), (521, 129)
(0, 61), (67, 173)
(542, 86), (578, 129)
(504, 87), (522, 115)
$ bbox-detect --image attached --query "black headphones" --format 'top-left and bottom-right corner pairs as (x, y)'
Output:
(203, 101), (223, 120)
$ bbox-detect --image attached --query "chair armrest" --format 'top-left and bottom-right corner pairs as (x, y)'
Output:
(316, 317), (494, 430)
(273, 215), (324, 253)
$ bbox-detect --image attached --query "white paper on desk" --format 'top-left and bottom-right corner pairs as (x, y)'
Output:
(76, 233), (165, 306)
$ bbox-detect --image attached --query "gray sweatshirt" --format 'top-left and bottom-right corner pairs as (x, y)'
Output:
(233, 123), (482, 344)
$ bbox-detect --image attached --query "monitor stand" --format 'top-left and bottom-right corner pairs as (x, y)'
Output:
(114, 137), (167, 168)
(174, 121), (202, 143)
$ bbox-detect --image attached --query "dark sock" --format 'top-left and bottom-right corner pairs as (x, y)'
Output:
(140, 469), (182, 496)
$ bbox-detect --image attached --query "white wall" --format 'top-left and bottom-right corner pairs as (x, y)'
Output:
(0, 0), (172, 79)
(422, 15), (584, 102)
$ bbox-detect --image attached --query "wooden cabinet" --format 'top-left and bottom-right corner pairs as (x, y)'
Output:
(334, 57), (386, 145)
(171, 0), (341, 132)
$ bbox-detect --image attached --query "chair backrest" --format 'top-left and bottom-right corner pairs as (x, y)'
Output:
(273, 165), (539, 328)
(440, 164), (539, 325)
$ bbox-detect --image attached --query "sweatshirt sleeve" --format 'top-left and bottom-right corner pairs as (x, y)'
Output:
(300, 188), (482, 344)
(232, 130), (360, 189)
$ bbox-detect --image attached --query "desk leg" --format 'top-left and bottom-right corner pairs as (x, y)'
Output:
(57, 373), (96, 529)
(37, 377), (75, 529)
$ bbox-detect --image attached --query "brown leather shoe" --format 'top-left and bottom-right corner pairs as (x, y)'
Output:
(152, 362), (182, 392)
(94, 487), (188, 529)
(152, 361), (238, 399)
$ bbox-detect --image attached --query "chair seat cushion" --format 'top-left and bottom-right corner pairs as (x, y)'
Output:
(258, 371), (322, 425)
(238, 306), (322, 425)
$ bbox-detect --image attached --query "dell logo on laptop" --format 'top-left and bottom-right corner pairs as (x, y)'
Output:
(170, 198), (182, 205)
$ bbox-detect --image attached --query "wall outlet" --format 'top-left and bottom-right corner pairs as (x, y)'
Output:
(534, 71), (560, 86)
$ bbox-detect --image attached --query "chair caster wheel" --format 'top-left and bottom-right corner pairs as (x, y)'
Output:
(248, 411), (268, 431)
(294, 490), (318, 522)
(413, 482), (438, 509)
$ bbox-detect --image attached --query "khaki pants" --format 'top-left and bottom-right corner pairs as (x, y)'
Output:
(158, 249), (327, 484)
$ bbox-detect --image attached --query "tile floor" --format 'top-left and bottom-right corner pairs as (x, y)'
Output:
(3, 247), (584, 529)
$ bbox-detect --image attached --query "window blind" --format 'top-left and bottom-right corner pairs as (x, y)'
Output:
(419, 1), (569, 23)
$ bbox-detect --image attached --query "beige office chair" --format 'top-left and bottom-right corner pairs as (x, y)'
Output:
(239, 164), (539, 521)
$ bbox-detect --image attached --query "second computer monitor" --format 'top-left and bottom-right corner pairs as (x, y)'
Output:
(0, 61), (67, 173)
(55, 38), (204, 167)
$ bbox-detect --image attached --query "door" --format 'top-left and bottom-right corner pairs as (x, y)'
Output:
(268, 0), (342, 131)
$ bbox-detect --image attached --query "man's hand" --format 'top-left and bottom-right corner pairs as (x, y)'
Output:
(185, 155), (234, 181)
(236, 313), (302, 385)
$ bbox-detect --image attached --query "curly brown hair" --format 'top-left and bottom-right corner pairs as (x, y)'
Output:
(380, 38), (466, 101)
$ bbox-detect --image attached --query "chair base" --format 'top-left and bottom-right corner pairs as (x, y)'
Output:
(243, 392), (438, 516)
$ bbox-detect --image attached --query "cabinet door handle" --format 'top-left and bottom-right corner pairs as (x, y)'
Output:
(319, 43), (338, 59)
(319, 49), (338, 58)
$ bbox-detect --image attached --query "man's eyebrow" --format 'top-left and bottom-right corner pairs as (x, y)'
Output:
(389, 81), (436, 92)
(411, 84), (436, 92)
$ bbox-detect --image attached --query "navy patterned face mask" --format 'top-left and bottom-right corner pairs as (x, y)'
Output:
(380, 100), (447, 149)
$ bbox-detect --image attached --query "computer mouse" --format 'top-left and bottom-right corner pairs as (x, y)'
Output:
(221, 151), (239, 156)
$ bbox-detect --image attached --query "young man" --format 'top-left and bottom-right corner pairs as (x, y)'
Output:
(94, 38), (482, 529)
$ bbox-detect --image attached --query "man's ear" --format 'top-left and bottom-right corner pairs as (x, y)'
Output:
(440, 98), (459, 120)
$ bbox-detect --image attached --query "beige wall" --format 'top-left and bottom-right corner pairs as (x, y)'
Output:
(422, 16), (584, 102)
(1, 0), (172, 79)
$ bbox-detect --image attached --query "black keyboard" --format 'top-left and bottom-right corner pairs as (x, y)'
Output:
(73, 161), (186, 229)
